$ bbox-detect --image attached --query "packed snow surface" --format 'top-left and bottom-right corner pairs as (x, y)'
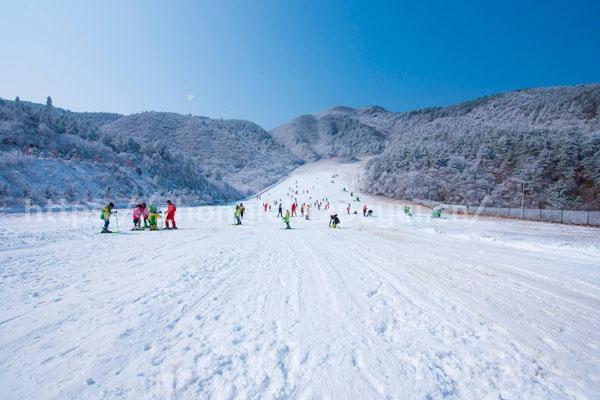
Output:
(1, 160), (599, 399)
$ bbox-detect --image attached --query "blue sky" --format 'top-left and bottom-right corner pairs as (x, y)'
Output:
(1, 0), (599, 128)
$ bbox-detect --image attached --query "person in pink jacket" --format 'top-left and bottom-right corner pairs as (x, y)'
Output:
(132, 203), (144, 230)
(140, 203), (150, 228)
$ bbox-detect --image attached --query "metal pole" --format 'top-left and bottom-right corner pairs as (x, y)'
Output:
(587, 209), (590, 225)
(521, 182), (525, 219)
(560, 209), (563, 224)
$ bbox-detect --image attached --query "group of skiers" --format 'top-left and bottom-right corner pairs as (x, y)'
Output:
(100, 200), (177, 233)
(100, 179), (373, 233)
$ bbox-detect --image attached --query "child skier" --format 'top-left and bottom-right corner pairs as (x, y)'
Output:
(100, 202), (115, 233)
(141, 203), (150, 228)
(132, 203), (144, 230)
(329, 214), (340, 228)
(165, 200), (177, 229)
(283, 210), (291, 229)
(148, 205), (161, 231)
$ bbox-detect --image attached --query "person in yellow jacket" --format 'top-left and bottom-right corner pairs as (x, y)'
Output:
(234, 205), (242, 225)
(283, 210), (291, 229)
(148, 205), (161, 231)
(100, 202), (115, 233)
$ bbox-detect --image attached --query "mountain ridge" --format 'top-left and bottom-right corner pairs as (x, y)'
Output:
(1, 83), (598, 209)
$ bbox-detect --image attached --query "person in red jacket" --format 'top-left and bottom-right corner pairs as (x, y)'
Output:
(291, 202), (297, 217)
(165, 200), (177, 229)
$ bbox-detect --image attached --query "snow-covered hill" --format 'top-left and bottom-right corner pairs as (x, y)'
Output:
(101, 112), (302, 194)
(271, 84), (600, 209)
(1, 160), (598, 399)
(270, 109), (387, 161)
(0, 98), (299, 208)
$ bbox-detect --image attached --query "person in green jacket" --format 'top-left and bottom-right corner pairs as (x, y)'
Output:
(148, 205), (160, 230)
(283, 210), (291, 229)
(100, 202), (115, 233)
(234, 205), (242, 225)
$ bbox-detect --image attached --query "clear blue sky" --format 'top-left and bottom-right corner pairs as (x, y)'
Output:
(1, 0), (599, 129)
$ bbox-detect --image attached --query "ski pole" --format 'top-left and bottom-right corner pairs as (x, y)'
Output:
(114, 210), (119, 233)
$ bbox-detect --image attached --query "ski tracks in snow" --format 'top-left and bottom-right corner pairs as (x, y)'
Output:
(1, 160), (599, 399)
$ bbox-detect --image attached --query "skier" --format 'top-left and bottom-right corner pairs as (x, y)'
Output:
(234, 205), (242, 225)
(305, 204), (310, 220)
(141, 203), (150, 228)
(165, 200), (177, 229)
(291, 202), (297, 217)
(148, 205), (161, 231)
(363, 204), (368, 216)
(239, 203), (245, 219)
(329, 214), (340, 228)
(347, 203), (351, 214)
(263, 202), (268, 212)
(283, 210), (291, 229)
(301, 203), (305, 216)
(132, 203), (144, 230)
(431, 207), (443, 218)
(277, 203), (283, 218)
(100, 202), (115, 233)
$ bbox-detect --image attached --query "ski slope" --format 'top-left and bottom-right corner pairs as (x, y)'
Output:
(1, 160), (599, 399)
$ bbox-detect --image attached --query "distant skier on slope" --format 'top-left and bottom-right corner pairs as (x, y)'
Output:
(277, 203), (283, 218)
(291, 202), (297, 217)
(239, 203), (246, 219)
(363, 204), (368, 216)
(234, 205), (242, 225)
(100, 202), (115, 233)
(347, 203), (351, 214)
(329, 214), (340, 228)
(283, 210), (291, 229)
(165, 200), (177, 229)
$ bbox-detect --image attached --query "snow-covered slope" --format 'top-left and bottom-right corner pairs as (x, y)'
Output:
(271, 84), (600, 209)
(1, 160), (598, 399)
(101, 112), (302, 194)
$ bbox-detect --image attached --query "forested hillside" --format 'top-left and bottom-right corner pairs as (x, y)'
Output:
(101, 112), (301, 194)
(272, 84), (600, 209)
(2, 84), (599, 209)
(0, 98), (243, 207)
